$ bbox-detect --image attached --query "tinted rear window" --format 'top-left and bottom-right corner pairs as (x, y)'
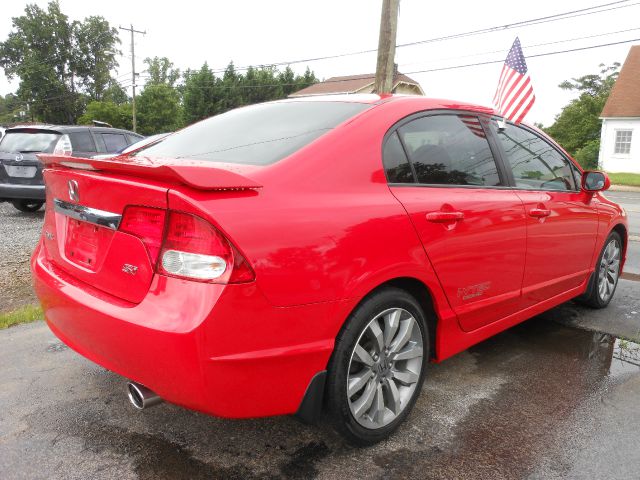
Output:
(102, 133), (128, 152)
(135, 102), (370, 165)
(69, 131), (96, 152)
(0, 131), (60, 153)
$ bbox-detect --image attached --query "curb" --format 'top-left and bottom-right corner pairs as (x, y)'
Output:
(609, 185), (640, 192)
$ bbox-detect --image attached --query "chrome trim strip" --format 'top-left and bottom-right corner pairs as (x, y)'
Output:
(53, 198), (122, 230)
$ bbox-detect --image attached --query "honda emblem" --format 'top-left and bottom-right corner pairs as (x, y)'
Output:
(68, 180), (79, 202)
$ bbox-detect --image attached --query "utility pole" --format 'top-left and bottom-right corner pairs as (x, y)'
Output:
(119, 24), (146, 133)
(373, 0), (400, 94)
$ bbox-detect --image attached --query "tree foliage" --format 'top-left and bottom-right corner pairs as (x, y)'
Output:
(77, 100), (132, 130)
(545, 63), (620, 169)
(0, 1), (119, 124)
(136, 84), (183, 135)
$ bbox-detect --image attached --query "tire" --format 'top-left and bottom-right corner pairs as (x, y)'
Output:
(326, 287), (429, 446)
(576, 231), (623, 308)
(12, 200), (44, 213)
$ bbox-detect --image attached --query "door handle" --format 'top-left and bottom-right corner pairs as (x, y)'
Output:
(529, 208), (551, 218)
(426, 211), (465, 223)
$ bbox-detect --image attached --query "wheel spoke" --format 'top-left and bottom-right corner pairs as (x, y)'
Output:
(352, 379), (377, 418)
(368, 383), (385, 424)
(383, 309), (401, 348)
(389, 319), (414, 354)
(368, 321), (384, 353)
(348, 369), (373, 397)
(384, 377), (401, 415)
(353, 344), (374, 367)
(392, 342), (423, 361)
(392, 369), (419, 386)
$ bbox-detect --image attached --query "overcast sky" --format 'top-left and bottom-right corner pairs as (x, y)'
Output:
(1, 0), (638, 126)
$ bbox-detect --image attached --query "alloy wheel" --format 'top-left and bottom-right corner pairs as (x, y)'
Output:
(598, 238), (621, 302)
(346, 307), (423, 429)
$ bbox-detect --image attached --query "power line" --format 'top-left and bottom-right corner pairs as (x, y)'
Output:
(186, 0), (639, 75)
(398, 26), (640, 69)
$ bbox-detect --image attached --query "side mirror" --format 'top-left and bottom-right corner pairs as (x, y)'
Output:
(582, 171), (610, 192)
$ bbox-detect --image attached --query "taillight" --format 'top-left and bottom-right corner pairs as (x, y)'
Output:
(119, 206), (167, 263)
(53, 134), (73, 156)
(119, 207), (254, 283)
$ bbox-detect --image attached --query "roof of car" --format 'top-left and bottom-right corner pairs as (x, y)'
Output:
(4, 124), (141, 136)
(279, 93), (496, 114)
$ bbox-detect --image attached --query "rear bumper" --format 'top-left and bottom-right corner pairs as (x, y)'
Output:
(31, 241), (336, 418)
(0, 183), (45, 201)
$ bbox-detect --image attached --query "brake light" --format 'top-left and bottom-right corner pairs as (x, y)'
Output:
(53, 134), (73, 156)
(158, 211), (254, 283)
(119, 206), (166, 263)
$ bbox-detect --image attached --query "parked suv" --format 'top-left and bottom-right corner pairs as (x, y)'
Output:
(0, 125), (142, 212)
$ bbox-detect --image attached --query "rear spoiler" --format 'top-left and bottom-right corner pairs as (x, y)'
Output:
(38, 154), (262, 191)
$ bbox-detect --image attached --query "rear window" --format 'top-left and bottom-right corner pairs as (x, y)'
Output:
(102, 133), (128, 152)
(69, 131), (96, 152)
(0, 131), (60, 153)
(135, 102), (371, 165)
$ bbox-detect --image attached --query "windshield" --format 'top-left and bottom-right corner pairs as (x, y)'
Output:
(0, 130), (60, 153)
(135, 102), (370, 165)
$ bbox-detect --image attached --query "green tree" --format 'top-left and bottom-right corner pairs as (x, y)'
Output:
(545, 63), (619, 169)
(0, 1), (120, 124)
(144, 56), (180, 87)
(78, 100), (132, 129)
(183, 63), (219, 124)
(136, 84), (183, 135)
(72, 16), (120, 101)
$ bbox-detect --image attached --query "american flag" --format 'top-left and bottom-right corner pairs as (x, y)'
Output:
(493, 37), (535, 124)
(459, 115), (485, 138)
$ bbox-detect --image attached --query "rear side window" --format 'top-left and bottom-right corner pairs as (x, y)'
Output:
(397, 114), (502, 186)
(102, 133), (128, 152)
(69, 132), (96, 152)
(136, 102), (370, 165)
(0, 131), (60, 153)
(495, 124), (577, 191)
(383, 132), (415, 183)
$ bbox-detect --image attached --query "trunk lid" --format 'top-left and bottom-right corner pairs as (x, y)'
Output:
(40, 155), (261, 304)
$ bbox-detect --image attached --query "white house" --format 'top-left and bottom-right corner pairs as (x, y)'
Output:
(599, 45), (640, 173)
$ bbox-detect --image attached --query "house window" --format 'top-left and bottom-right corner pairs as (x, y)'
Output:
(614, 130), (632, 155)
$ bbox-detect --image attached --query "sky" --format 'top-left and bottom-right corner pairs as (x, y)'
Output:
(1, 0), (639, 126)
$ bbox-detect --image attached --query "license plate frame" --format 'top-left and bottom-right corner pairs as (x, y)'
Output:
(4, 165), (37, 178)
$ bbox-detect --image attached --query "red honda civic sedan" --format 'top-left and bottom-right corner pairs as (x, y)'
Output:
(32, 94), (627, 445)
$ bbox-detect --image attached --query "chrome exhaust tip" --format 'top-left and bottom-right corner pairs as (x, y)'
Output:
(126, 381), (163, 410)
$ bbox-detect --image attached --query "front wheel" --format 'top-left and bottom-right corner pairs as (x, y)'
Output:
(12, 200), (44, 213)
(577, 231), (622, 308)
(326, 287), (429, 446)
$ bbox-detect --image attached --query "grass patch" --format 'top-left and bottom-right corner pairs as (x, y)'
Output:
(0, 305), (43, 329)
(607, 172), (640, 187)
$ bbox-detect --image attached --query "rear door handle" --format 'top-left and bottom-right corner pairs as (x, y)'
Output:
(529, 208), (551, 218)
(426, 211), (465, 223)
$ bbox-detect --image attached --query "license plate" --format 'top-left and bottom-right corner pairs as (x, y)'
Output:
(5, 165), (37, 178)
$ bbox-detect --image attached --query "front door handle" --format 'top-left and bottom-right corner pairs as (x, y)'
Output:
(426, 211), (465, 223)
(529, 208), (551, 218)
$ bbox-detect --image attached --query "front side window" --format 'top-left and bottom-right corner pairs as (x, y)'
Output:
(614, 130), (632, 155)
(396, 114), (502, 186)
(495, 124), (577, 191)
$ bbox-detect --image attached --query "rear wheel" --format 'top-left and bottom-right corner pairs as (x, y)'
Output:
(327, 287), (429, 445)
(577, 231), (622, 308)
(11, 200), (44, 213)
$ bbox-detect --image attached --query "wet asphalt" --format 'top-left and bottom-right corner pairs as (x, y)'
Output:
(1, 191), (639, 479)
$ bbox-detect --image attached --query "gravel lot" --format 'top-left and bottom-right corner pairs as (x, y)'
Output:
(0, 201), (43, 313)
